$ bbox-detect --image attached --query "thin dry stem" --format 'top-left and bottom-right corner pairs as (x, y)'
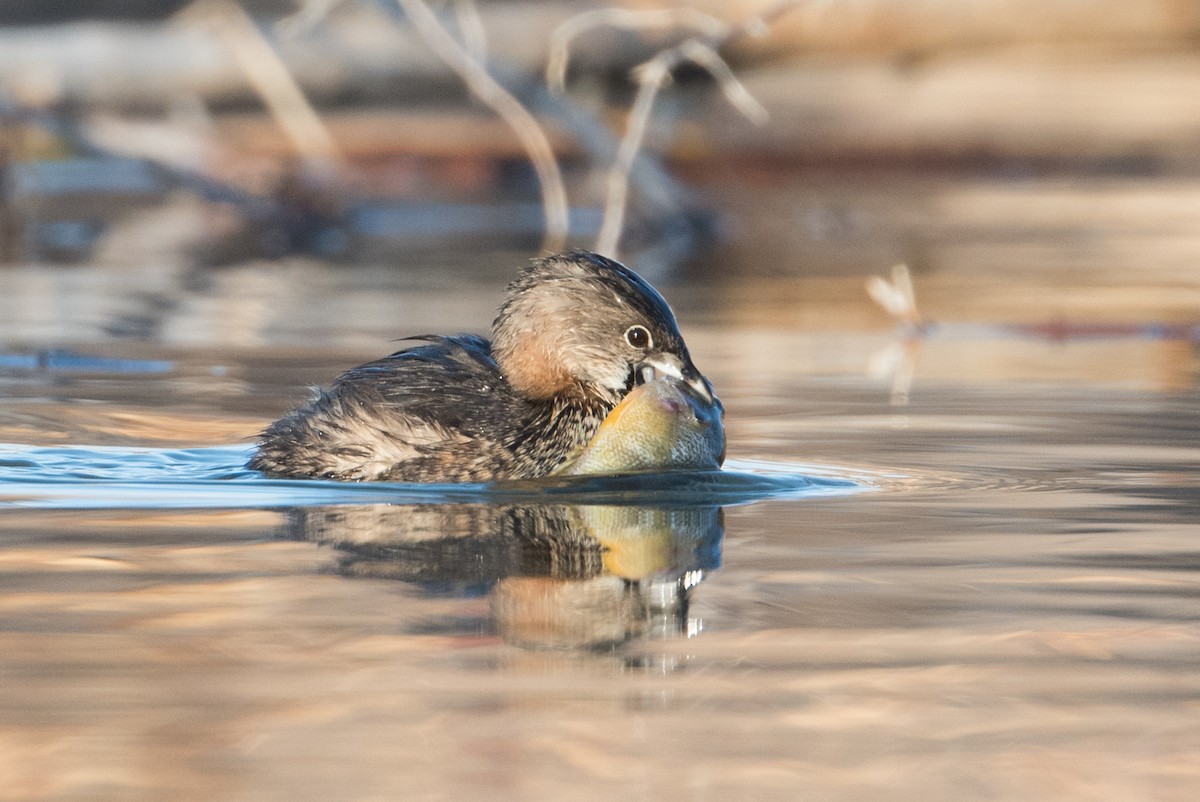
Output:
(866, 264), (923, 328)
(866, 263), (924, 403)
(595, 61), (668, 255)
(592, 2), (809, 255)
(672, 40), (769, 124)
(547, 8), (729, 93)
(394, 0), (568, 253)
(453, 0), (488, 67)
(189, 0), (344, 172)
(275, 0), (345, 37)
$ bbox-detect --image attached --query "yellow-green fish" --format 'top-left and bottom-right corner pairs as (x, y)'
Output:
(555, 377), (725, 476)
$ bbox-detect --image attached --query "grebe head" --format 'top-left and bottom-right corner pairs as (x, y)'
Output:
(491, 251), (712, 405)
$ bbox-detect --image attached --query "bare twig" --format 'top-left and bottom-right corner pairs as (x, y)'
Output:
(866, 264), (923, 329)
(186, 0), (344, 174)
(392, 0), (568, 253)
(587, 1), (806, 256)
(453, 0), (488, 66)
(594, 61), (666, 257)
(867, 263), (924, 405)
(275, 0), (347, 38)
(547, 8), (729, 93)
(669, 40), (769, 125)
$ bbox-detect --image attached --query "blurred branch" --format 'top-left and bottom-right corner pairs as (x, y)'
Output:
(866, 264), (923, 330)
(275, 0), (347, 37)
(867, 263), (924, 405)
(546, 8), (729, 93)
(453, 0), (488, 66)
(185, 0), (344, 175)
(569, 1), (804, 257)
(668, 40), (769, 124)
(390, 0), (568, 253)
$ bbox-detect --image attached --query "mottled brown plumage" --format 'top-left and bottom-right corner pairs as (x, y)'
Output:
(248, 251), (715, 482)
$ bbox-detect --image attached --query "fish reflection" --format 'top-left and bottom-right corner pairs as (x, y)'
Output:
(283, 502), (722, 651)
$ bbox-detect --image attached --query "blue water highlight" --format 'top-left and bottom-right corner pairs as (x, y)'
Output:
(0, 444), (867, 510)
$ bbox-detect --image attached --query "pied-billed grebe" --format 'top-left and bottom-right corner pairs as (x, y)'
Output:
(248, 251), (718, 482)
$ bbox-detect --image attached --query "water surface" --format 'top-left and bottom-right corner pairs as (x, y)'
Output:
(2, 177), (1199, 800)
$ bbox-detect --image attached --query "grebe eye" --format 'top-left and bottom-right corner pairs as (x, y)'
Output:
(624, 325), (652, 349)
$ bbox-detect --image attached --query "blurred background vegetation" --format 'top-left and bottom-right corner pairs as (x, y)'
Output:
(2, 0), (1200, 324)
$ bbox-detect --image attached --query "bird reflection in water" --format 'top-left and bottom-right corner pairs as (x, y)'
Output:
(281, 501), (722, 653)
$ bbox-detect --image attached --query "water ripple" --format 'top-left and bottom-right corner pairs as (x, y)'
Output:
(0, 444), (865, 510)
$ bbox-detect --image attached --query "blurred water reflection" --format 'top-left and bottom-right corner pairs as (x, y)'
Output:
(287, 502), (723, 652)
